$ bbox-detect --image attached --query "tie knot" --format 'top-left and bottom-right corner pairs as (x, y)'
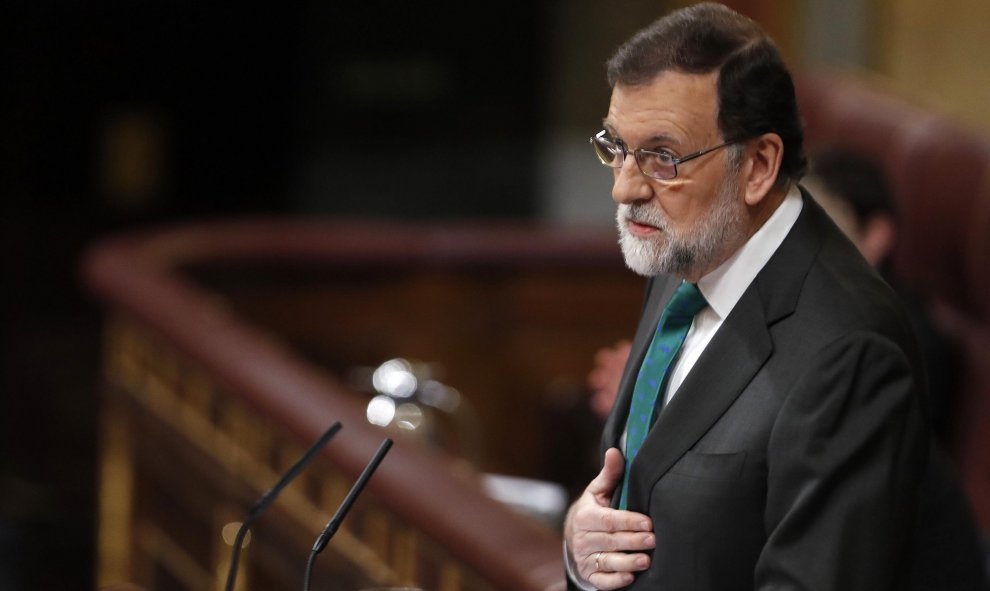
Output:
(666, 281), (707, 320)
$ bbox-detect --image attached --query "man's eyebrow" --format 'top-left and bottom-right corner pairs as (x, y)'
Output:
(646, 132), (681, 146)
(600, 122), (681, 146)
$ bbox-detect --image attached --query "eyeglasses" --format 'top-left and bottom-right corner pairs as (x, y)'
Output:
(590, 130), (737, 181)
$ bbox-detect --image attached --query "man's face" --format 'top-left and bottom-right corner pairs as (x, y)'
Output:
(604, 71), (747, 279)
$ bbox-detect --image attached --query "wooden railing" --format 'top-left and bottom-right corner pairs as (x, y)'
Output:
(82, 219), (644, 591)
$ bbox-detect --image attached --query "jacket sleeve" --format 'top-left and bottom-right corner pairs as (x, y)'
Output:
(756, 331), (928, 590)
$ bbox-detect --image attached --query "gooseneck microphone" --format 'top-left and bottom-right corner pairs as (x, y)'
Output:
(303, 437), (394, 591)
(224, 421), (343, 591)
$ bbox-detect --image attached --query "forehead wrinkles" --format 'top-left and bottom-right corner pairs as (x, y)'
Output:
(605, 72), (720, 147)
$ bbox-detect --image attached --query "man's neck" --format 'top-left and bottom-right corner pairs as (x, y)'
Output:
(748, 183), (791, 237)
(680, 183), (791, 283)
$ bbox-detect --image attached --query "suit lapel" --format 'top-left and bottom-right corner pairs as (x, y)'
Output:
(625, 287), (772, 511)
(621, 188), (827, 512)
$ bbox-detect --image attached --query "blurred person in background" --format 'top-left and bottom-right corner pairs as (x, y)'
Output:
(802, 147), (961, 443)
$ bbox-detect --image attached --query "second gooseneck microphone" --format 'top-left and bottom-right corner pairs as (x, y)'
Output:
(302, 437), (394, 591)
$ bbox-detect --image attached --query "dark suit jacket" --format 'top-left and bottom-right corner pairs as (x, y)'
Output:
(910, 441), (990, 591)
(599, 190), (930, 590)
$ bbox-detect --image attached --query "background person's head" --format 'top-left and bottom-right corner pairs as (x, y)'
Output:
(803, 147), (898, 268)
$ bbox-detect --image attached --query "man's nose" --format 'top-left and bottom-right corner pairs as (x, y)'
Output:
(612, 155), (652, 204)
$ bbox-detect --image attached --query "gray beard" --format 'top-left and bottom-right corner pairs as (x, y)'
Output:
(616, 175), (746, 278)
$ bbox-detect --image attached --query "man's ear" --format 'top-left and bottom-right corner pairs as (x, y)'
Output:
(742, 133), (784, 206)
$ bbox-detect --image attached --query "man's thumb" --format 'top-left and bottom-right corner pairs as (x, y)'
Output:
(600, 447), (626, 489)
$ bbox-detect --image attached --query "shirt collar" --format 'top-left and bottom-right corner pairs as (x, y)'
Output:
(696, 184), (803, 320)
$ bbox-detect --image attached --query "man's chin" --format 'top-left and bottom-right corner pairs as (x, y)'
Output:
(619, 238), (665, 277)
(620, 237), (703, 278)
(623, 259), (661, 277)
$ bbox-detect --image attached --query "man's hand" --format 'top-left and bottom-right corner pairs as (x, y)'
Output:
(564, 448), (655, 590)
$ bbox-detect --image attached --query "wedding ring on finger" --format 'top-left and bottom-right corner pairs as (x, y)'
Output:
(595, 551), (604, 571)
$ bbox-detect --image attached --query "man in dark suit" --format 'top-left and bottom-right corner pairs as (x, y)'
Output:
(563, 4), (929, 590)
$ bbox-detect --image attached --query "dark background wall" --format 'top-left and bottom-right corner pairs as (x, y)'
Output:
(1, 3), (549, 588)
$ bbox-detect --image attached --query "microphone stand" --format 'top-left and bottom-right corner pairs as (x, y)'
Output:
(303, 438), (393, 591)
(224, 421), (342, 591)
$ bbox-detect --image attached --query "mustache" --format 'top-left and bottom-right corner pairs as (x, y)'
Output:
(620, 203), (671, 232)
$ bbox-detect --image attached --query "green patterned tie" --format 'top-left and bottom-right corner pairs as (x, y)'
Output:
(618, 281), (707, 510)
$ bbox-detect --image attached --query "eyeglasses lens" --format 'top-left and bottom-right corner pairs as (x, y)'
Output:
(640, 155), (675, 180)
(591, 134), (679, 180)
(593, 137), (622, 166)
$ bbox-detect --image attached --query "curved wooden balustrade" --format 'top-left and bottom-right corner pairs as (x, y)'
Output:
(82, 219), (644, 591)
